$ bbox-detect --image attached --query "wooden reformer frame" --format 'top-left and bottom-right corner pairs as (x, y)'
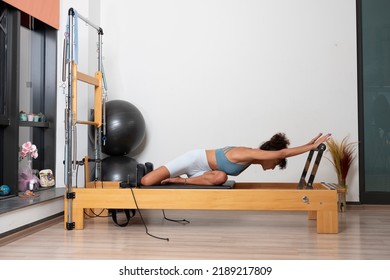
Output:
(65, 145), (340, 234)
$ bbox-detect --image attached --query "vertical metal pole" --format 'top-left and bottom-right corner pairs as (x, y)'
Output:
(65, 9), (74, 229)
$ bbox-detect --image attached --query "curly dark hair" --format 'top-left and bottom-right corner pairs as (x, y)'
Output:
(259, 133), (290, 169)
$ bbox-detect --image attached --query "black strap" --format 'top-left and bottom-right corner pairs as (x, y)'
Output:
(110, 209), (136, 227)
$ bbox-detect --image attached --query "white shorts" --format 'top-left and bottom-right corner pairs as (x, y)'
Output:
(164, 149), (212, 178)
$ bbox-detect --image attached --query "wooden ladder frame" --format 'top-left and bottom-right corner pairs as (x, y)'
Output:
(71, 61), (102, 127)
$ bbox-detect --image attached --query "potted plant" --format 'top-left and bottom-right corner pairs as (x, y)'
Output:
(326, 135), (357, 191)
(28, 113), (36, 121)
(18, 141), (39, 195)
(37, 112), (46, 122)
(19, 110), (27, 121)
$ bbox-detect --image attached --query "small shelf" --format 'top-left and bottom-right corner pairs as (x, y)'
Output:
(0, 187), (64, 215)
(19, 121), (50, 128)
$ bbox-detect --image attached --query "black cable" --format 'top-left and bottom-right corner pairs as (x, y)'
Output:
(75, 163), (79, 188)
(83, 209), (109, 218)
(162, 210), (190, 224)
(82, 158), (107, 217)
(130, 188), (169, 242)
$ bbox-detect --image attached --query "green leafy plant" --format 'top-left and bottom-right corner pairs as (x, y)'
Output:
(326, 136), (357, 189)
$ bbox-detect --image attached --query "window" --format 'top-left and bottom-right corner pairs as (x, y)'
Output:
(0, 3), (56, 197)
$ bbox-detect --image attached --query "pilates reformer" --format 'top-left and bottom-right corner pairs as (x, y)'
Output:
(61, 9), (340, 237)
(64, 143), (341, 235)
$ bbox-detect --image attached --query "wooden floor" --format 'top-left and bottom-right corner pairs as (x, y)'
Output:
(0, 205), (390, 260)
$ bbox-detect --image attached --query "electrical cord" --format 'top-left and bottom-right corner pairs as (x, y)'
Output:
(162, 210), (190, 224)
(83, 208), (108, 218)
(130, 187), (169, 242)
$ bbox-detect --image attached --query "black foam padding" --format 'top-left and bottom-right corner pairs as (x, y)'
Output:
(139, 180), (235, 189)
(145, 162), (154, 174)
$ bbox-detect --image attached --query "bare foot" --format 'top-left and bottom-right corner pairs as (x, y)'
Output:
(161, 177), (186, 185)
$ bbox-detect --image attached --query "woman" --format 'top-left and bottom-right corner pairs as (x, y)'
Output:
(141, 132), (331, 186)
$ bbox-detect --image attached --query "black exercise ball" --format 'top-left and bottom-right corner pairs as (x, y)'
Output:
(101, 156), (138, 182)
(102, 100), (146, 156)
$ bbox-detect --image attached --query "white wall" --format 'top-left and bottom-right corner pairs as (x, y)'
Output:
(57, 0), (359, 201)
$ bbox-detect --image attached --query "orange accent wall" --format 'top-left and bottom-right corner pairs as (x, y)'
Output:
(3, 0), (59, 29)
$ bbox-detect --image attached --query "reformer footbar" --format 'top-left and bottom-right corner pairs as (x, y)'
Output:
(297, 143), (326, 189)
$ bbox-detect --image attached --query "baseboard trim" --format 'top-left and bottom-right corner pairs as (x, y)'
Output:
(0, 212), (63, 246)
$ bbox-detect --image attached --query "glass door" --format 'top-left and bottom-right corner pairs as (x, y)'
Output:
(358, 0), (390, 203)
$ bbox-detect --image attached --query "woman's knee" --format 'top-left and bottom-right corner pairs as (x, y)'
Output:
(140, 166), (170, 186)
(140, 175), (153, 186)
(209, 171), (228, 185)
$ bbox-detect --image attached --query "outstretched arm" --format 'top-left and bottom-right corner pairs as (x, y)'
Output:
(239, 133), (331, 162)
(278, 133), (331, 158)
